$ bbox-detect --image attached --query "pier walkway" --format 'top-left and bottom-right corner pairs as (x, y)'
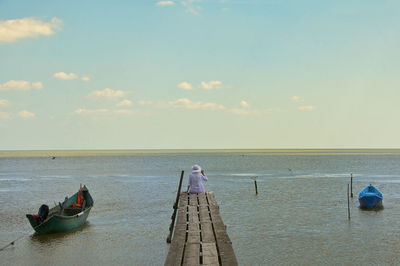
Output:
(165, 191), (238, 266)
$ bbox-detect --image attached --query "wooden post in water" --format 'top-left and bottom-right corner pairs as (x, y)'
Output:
(166, 170), (184, 243)
(347, 183), (351, 221)
(254, 177), (258, 195)
(350, 173), (353, 198)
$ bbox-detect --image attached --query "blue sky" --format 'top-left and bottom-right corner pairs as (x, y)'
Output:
(1, 0), (400, 149)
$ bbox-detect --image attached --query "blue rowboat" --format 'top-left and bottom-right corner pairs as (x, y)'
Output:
(358, 184), (383, 209)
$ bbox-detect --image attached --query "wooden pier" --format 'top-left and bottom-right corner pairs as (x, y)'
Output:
(165, 191), (238, 266)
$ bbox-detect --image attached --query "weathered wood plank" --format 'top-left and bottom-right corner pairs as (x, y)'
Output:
(187, 230), (200, 244)
(183, 243), (200, 266)
(165, 192), (188, 266)
(176, 210), (187, 225)
(187, 205), (200, 243)
(200, 221), (215, 243)
(207, 194), (238, 266)
(164, 227), (186, 266)
(189, 193), (198, 206)
(202, 243), (219, 266)
(199, 206), (211, 223)
(178, 192), (189, 208)
(213, 226), (237, 266)
(188, 205), (199, 224)
(209, 206), (224, 223)
(198, 193), (208, 206)
(206, 191), (218, 207)
(164, 241), (185, 266)
(215, 234), (237, 266)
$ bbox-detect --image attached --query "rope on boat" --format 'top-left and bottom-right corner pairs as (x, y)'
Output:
(0, 235), (26, 252)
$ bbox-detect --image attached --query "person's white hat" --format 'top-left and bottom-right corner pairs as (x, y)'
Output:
(192, 164), (201, 173)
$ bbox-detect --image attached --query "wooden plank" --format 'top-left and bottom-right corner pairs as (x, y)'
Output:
(178, 192), (189, 208)
(198, 193), (208, 206)
(214, 228), (237, 266)
(200, 222), (215, 243)
(207, 193), (238, 266)
(206, 191), (218, 207)
(165, 226), (186, 266)
(189, 193), (198, 206)
(164, 241), (185, 266)
(165, 195), (188, 266)
(188, 205), (199, 224)
(209, 206), (225, 229)
(215, 237), (237, 265)
(176, 208), (187, 225)
(199, 206), (211, 223)
(183, 243), (200, 266)
(187, 205), (200, 243)
(202, 243), (219, 266)
(187, 230), (200, 244)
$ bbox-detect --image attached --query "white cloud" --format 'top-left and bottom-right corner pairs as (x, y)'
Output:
(0, 80), (43, 91)
(138, 100), (154, 106)
(0, 99), (10, 107)
(74, 108), (108, 115)
(73, 108), (132, 116)
(291, 96), (303, 102)
(240, 100), (249, 108)
(178, 81), (194, 90)
(228, 107), (283, 116)
(181, 0), (202, 15)
(168, 98), (226, 111)
(117, 99), (132, 107)
(0, 112), (10, 119)
(32, 82), (43, 89)
(88, 88), (127, 100)
(138, 97), (281, 116)
(199, 80), (224, 90)
(298, 105), (316, 111)
(156, 1), (175, 6)
(53, 72), (78, 80)
(0, 17), (62, 43)
(18, 110), (35, 119)
(81, 76), (90, 81)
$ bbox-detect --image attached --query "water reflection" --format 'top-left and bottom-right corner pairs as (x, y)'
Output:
(30, 222), (91, 242)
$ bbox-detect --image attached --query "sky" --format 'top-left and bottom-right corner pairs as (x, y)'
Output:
(1, 0), (400, 150)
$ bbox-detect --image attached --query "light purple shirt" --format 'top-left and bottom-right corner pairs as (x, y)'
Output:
(188, 172), (208, 193)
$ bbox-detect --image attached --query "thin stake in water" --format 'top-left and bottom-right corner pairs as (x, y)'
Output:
(347, 183), (351, 221)
(350, 173), (353, 198)
(250, 176), (258, 195)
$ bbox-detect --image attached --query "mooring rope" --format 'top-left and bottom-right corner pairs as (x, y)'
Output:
(0, 235), (26, 252)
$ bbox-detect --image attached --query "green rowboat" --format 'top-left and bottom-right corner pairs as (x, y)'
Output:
(26, 186), (94, 234)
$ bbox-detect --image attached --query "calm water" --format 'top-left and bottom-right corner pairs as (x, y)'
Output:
(1, 150), (400, 265)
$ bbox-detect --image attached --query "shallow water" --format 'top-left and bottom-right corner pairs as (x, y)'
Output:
(1, 150), (400, 265)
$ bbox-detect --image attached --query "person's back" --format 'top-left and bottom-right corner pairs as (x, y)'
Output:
(187, 164), (208, 193)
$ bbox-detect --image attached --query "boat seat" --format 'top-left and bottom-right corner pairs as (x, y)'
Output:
(62, 207), (83, 216)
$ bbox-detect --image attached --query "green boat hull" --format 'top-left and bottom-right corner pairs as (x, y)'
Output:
(26, 188), (94, 234)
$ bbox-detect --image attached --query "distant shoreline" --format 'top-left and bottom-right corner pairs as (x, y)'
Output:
(0, 149), (400, 157)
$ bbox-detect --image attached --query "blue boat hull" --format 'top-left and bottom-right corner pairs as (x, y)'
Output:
(359, 194), (382, 209)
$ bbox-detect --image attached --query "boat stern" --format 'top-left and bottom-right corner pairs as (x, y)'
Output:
(359, 195), (383, 209)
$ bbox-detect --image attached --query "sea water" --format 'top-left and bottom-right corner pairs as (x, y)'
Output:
(1, 150), (400, 265)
